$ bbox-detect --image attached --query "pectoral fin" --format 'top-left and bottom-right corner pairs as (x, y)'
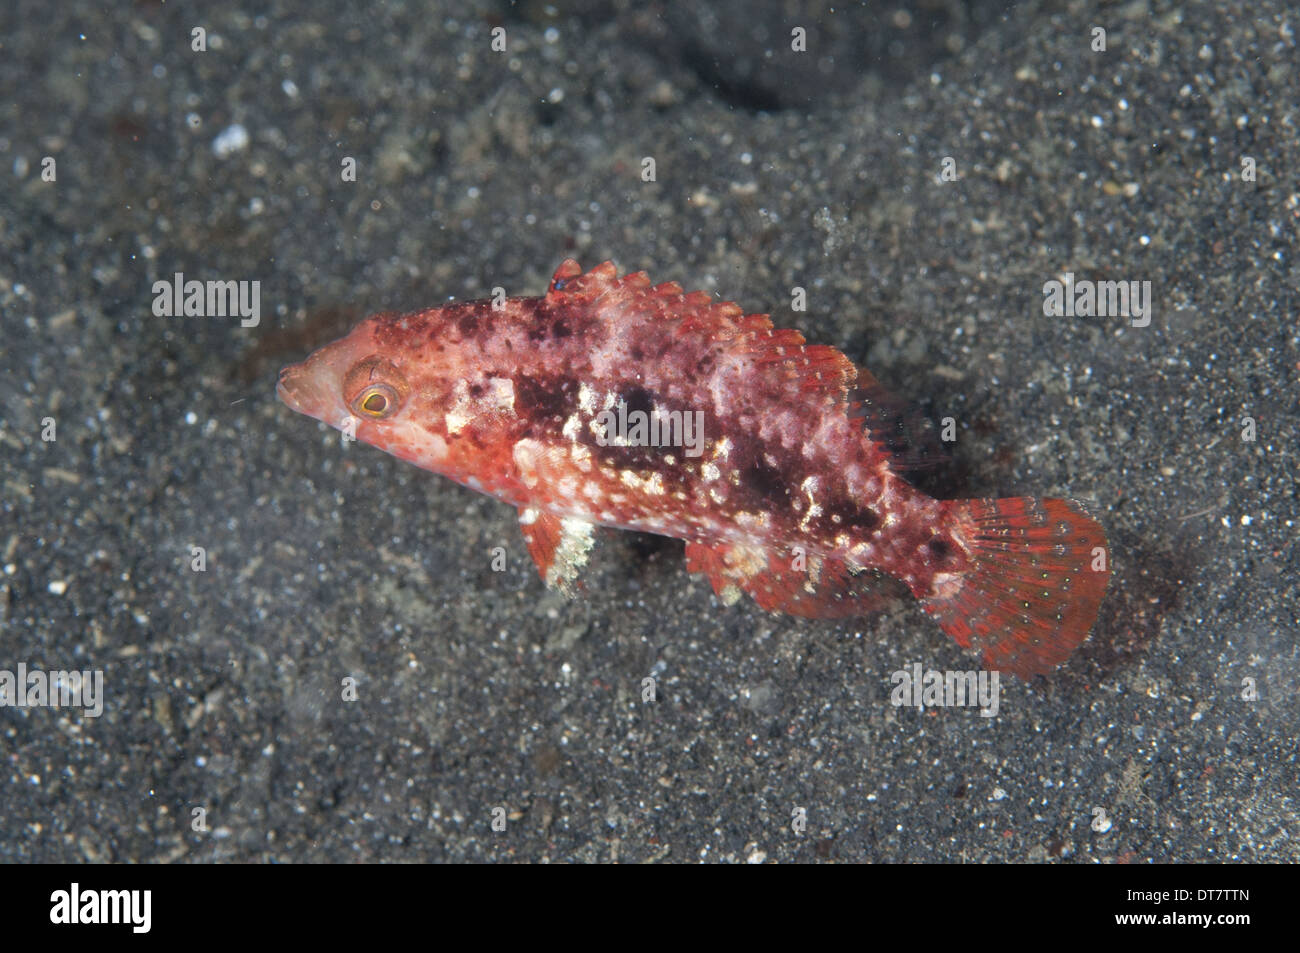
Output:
(518, 507), (597, 596)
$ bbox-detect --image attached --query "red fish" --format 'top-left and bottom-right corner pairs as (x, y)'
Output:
(277, 260), (1110, 677)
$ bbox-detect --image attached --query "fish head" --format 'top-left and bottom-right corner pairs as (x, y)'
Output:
(277, 310), (461, 472)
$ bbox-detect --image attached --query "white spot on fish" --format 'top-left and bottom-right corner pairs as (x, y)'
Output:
(569, 443), (593, 471)
(512, 438), (545, 488)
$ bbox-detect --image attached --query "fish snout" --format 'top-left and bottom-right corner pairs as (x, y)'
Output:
(275, 363), (299, 404)
(277, 362), (328, 418)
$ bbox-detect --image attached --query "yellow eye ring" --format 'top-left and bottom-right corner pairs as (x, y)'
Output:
(352, 383), (400, 419)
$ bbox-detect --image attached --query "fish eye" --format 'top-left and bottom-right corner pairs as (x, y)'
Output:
(353, 383), (399, 419)
(343, 356), (408, 420)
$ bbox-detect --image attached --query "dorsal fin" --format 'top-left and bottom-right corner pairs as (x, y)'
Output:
(732, 332), (857, 403)
(847, 369), (949, 472)
(547, 259), (623, 299)
(544, 260), (858, 405)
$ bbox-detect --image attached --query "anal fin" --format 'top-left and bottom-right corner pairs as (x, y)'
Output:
(684, 540), (906, 618)
(518, 507), (597, 596)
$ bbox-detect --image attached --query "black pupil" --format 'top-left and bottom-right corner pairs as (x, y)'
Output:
(363, 392), (387, 414)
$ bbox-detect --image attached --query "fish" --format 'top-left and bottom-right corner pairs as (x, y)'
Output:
(277, 259), (1110, 677)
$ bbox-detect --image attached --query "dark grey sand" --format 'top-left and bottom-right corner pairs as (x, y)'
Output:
(1, 1), (1295, 861)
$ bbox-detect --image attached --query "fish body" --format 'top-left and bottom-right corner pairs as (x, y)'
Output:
(278, 259), (1110, 676)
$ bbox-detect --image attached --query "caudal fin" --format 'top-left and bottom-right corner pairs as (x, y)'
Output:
(922, 497), (1111, 678)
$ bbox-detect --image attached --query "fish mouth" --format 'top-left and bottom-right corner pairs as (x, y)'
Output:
(277, 362), (326, 418)
(275, 365), (293, 404)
